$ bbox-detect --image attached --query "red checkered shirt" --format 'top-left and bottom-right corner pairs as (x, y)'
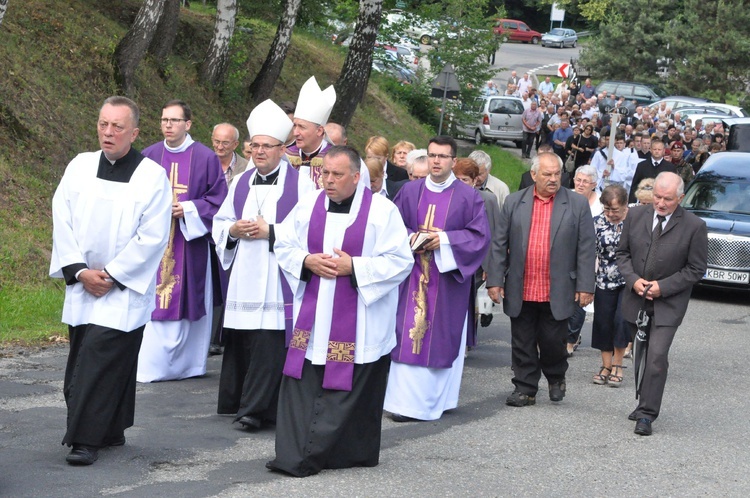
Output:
(523, 189), (555, 302)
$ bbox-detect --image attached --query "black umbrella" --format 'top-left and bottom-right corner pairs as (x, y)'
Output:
(633, 284), (653, 399)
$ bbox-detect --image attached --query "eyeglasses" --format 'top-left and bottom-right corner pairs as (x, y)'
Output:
(160, 118), (188, 125)
(249, 143), (283, 152)
(427, 153), (455, 160)
(574, 178), (594, 185)
(212, 139), (236, 148)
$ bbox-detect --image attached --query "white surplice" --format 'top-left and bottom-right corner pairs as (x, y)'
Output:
(213, 162), (315, 331)
(49, 151), (172, 332)
(273, 181), (413, 365)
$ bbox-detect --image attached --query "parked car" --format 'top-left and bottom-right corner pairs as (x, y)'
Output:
(493, 19), (542, 44)
(387, 44), (420, 72)
(681, 152), (750, 290)
(676, 107), (735, 118)
(541, 28), (577, 48)
(458, 96), (524, 147)
(385, 9), (438, 45)
(595, 80), (668, 106)
(724, 117), (750, 152)
(680, 113), (731, 128)
(650, 99), (747, 117)
(372, 51), (417, 84)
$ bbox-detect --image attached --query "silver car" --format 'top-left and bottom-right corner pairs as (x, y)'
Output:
(541, 28), (577, 48)
(459, 96), (524, 147)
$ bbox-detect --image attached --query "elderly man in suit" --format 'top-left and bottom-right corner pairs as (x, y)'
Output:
(616, 172), (707, 436)
(487, 152), (595, 406)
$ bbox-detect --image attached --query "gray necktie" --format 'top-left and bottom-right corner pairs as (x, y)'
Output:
(644, 215), (666, 279)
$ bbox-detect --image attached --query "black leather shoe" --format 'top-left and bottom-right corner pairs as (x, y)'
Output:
(628, 409), (637, 421)
(506, 391), (536, 407)
(238, 415), (262, 430)
(634, 418), (653, 436)
(208, 344), (223, 356)
(391, 413), (419, 423)
(549, 381), (566, 402)
(66, 445), (99, 465)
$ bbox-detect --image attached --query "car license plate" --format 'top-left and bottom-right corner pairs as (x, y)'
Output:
(497, 126), (512, 132)
(704, 268), (750, 284)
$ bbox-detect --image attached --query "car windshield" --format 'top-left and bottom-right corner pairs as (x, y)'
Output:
(549, 28), (565, 35)
(683, 179), (750, 215)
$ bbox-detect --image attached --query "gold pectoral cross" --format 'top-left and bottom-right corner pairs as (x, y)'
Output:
(409, 203), (442, 355)
(155, 162), (189, 309)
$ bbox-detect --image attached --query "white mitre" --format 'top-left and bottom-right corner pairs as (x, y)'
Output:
(294, 76), (336, 125)
(246, 99), (293, 142)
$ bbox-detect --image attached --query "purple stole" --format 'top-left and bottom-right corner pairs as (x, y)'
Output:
(282, 188), (373, 391)
(233, 164), (300, 338)
(153, 149), (192, 320)
(395, 186), (453, 366)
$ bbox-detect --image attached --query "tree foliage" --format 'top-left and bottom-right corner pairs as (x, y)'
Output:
(580, 0), (750, 102)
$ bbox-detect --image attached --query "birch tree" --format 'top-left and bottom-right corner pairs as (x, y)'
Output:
(248, 0), (302, 103)
(329, 0), (383, 128)
(200, 0), (238, 87)
(0, 0), (8, 28)
(113, 0), (167, 97)
(149, 0), (181, 78)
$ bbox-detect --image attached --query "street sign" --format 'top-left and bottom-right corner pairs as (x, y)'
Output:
(431, 63), (460, 100)
(557, 63), (569, 79)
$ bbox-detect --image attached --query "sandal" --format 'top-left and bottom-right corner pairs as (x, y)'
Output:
(608, 365), (623, 387)
(593, 366), (611, 385)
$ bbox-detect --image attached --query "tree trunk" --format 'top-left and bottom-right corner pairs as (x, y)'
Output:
(0, 0), (8, 28)
(113, 0), (167, 97)
(247, 0), (302, 103)
(199, 0), (238, 88)
(329, 0), (382, 128)
(148, 0), (180, 79)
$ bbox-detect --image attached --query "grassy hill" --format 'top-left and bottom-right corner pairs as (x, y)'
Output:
(0, 0), (524, 343)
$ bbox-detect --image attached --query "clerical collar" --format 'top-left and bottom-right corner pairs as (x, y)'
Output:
(253, 164), (281, 185)
(328, 191), (355, 213)
(97, 147), (143, 183)
(426, 173), (456, 193)
(300, 140), (325, 162)
(164, 133), (194, 153)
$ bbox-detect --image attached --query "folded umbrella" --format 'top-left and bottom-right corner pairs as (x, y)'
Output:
(633, 283), (652, 399)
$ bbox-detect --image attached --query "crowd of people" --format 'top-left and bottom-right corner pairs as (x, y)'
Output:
(49, 73), (707, 473)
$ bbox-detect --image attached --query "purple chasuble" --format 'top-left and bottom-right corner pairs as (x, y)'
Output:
(393, 180), (490, 368)
(285, 141), (332, 190)
(283, 188), (373, 391)
(233, 163), (300, 338)
(143, 141), (228, 321)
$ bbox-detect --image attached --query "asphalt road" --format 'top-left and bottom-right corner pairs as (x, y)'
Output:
(490, 39), (582, 88)
(0, 287), (747, 497)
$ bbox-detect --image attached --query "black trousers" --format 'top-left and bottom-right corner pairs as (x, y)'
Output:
(628, 322), (678, 421)
(267, 355), (390, 477)
(522, 131), (537, 157)
(510, 301), (569, 396)
(63, 324), (143, 447)
(217, 328), (286, 423)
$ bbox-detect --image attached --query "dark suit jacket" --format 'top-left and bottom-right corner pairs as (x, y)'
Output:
(386, 160), (409, 182)
(615, 204), (707, 327)
(487, 186), (596, 320)
(628, 159), (677, 203)
(384, 178), (407, 199)
(518, 170), (570, 191)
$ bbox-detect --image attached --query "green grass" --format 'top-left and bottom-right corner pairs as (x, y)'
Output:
(0, 285), (67, 343)
(477, 144), (527, 193)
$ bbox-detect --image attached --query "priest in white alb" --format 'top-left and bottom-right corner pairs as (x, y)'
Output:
(266, 146), (413, 477)
(50, 96), (172, 466)
(213, 100), (314, 430)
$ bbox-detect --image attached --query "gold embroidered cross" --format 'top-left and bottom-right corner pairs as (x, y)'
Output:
(289, 328), (311, 350)
(327, 341), (355, 363)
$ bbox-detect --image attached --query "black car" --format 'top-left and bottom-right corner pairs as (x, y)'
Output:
(594, 80), (668, 106)
(681, 152), (750, 290)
